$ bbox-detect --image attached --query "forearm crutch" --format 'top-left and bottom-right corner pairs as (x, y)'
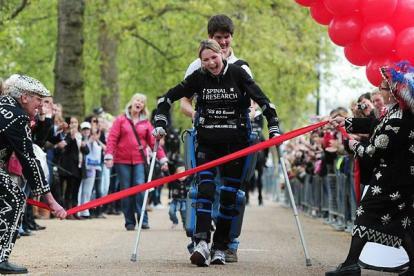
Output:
(276, 146), (312, 266)
(131, 139), (160, 262)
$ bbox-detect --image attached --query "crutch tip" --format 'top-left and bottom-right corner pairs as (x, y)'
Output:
(305, 259), (312, 266)
(130, 254), (137, 262)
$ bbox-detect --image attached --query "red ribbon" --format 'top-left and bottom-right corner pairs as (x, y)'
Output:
(337, 126), (350, 139)
(28, 121), (328, 215)
(27, 198), (50, 210)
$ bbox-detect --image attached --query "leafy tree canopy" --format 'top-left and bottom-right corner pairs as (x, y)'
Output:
(0, 0), (332, 131)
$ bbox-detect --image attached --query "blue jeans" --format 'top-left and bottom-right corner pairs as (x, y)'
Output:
(115, 163), (148, 227)
(169, 199), (186, 226)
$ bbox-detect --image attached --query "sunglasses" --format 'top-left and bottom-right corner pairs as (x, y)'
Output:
(379, 86), (390, 91)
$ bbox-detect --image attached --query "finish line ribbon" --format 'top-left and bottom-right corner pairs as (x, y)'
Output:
(27, 198), (50, 210)
(28, 121), (328, 215)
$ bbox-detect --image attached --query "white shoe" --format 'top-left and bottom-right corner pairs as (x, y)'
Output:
(190, 240), (210, 267)
(211, 249), (226, 265)
(154, 204), (165, 210)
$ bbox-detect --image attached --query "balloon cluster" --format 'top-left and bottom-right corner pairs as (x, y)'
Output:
(295, 0), (414, 86)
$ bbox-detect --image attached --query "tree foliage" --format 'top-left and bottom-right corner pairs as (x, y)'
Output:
(0, 0), (332, 130)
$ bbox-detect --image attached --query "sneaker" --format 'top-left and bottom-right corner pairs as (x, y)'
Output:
(211, 249), (226, 265)
(224, 249), (238, 263)
(187, 242), (195, 254)
(190, 240), (210, 267)
(125, 224), (135, 231)
(142, 224), (150, 230)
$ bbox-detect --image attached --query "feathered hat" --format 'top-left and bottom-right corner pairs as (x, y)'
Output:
(380, 61), (414, 114)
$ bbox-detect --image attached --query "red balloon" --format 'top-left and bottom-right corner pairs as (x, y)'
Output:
(310, 2), (334, 25)
(323, 0), (360, 16)
(366, 57), (395, 86)
(328, 16), (362, 46)
(396, 27), (414, 64)
(393, 0), (414, 32)
(295, 0), (318, 7)
(360, 23), (395, 55)
(344, 42), (371, 66)
(361, 0), (398, 22)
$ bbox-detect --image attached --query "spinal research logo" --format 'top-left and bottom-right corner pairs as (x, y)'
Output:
(202, 87), (238, 101)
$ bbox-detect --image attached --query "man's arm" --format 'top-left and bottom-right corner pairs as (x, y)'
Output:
(180, 58), (202, 119)
(180, 97), (196, 119)
(344, 117), (377, 134)
(6, 117), (50, 196)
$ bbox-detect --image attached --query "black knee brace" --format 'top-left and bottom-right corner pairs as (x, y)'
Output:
(197, 171), (216, 200)
(219, 186), (239, 218)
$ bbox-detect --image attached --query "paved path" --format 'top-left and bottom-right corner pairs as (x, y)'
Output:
(12, 196), (394, 275)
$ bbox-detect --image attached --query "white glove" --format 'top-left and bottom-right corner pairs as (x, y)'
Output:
(152, 127), (166, 139)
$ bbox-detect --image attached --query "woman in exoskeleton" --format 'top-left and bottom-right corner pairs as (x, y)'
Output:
(153, 39), (281, 266)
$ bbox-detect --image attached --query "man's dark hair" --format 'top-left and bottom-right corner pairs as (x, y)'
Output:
(357, 92), (372, 103)
(207, 14), (234, 36)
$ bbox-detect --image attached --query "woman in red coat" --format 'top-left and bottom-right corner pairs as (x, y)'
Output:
(105, 93), (168, 230)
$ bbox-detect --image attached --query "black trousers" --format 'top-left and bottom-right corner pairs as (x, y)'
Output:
(0, 173), (26, 262)
(194, 143), (247, 250)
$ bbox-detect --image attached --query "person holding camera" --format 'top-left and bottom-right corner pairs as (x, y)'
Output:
(153, 39), (280, 266)
(356, 93), (375, 119)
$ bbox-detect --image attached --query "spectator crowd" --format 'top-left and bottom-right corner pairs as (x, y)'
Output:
(277, 86), (390, 234)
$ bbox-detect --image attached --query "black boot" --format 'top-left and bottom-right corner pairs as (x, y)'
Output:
(399, 267), (414, 276)
(325, 263), (361, 276)
(28, 222), (46, 231)
(0, 261), (28, 274)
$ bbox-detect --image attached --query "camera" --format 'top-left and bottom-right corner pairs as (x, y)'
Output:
(357, 103), (367, 111)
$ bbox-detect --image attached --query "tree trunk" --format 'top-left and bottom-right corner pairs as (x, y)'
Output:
(98, 18), (120, 115)
(54, 0), (85, 118)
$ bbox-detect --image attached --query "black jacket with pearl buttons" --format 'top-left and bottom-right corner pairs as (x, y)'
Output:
(0, 95), (50, 196)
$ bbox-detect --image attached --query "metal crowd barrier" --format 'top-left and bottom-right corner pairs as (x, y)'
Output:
(267, 155), (358, 233)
